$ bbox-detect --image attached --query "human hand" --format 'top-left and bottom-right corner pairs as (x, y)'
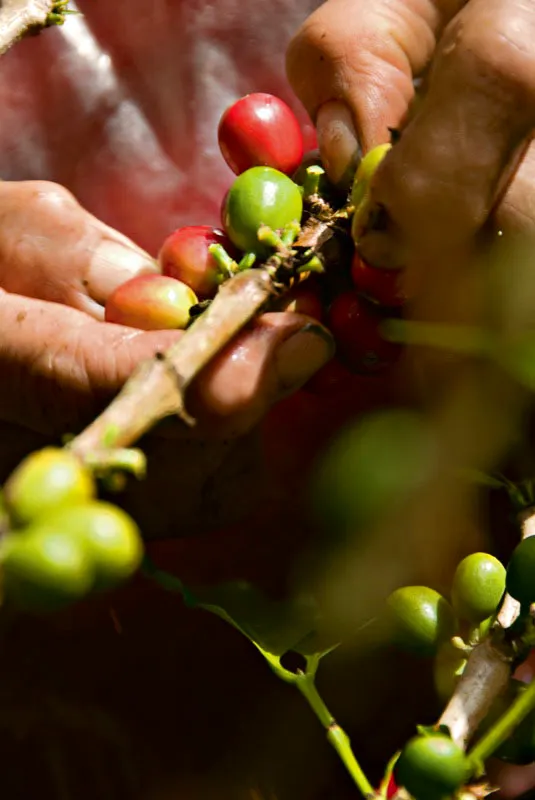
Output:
(288, 0), (535, 430)
(0, 0), (337, 537)
(0, 179), (333, 537)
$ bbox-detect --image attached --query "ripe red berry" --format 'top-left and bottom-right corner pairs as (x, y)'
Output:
(328, 290), (402, 373)
(279, 280), (323, 321)
(158, 225), (236, 300)
(386, 774), (398, 799)
(218, 93), (304, 176)
(303, 357), (354, 396)
(351, 252), (407, 308)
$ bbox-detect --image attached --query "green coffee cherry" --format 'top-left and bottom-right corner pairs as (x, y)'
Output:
(4, 448), (95, 526)
(1, 526), (94, 612)
(506, 537), (535, 609)
(433, 643), (467, 703)
(395, 733), (469, 800)
(451, 552), (506, 623)
(385, 586), (456, 658)
(43, 501), (143, 591)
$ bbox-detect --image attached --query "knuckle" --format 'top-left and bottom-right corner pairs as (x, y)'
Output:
(25, 181), (79, 218)
(378, 155), (485, 241)
(448, 4), (535, 101)
(286, 4), (356, 112)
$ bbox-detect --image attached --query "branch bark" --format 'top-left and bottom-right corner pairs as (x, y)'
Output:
(0, 0), (58, 56)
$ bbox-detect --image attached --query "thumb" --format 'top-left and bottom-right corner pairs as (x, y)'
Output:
(286, 0), (462, 184)
(0, 180), (158, 319)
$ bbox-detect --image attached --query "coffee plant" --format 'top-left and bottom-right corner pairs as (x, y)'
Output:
(4, 5), (535, 799)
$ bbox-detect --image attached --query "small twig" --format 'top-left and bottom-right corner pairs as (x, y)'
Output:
(0, 0), (68, 56)
(438, 637), (513, 749)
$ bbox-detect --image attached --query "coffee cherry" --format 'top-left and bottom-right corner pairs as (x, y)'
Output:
(158, 226), (237, 299)
(433, 643), (467, 702)
(218, 93), (304, 176)
(1, 526), (94, 612)
(105, 274), (198, 331)
(278, 280), (323, 321)
(220, 188), (230, 229)
(385, 774), (398, 799)
(43, 502), (143, 591)
(506, 536), (535, 609)
(385, 586), (456, 658)
(351, 252), (407, 308)
(223, 167), (303, 255)
(451, 552), (506, 623)
(394, 734), (468, 800)
(303, 357), (354, 396)
(328, 290), (402, 373)
(351, 143), (392, 210)
(4, 448), (95, 527)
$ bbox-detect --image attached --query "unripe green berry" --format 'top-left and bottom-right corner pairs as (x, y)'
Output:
(43, 501), (143, 591)
(385, 586), (456, 658)
(4, 448), (95, 527)
(451, 552), (506, 623)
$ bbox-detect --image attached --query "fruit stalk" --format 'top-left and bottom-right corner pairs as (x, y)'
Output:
(0, 0), (68, 56)
(68, 217), (331, 459)
(294, 673), (375, 798)
(468, 675), (535, 768)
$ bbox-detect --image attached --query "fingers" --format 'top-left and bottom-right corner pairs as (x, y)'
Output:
(0, 181), (158, 320)
(188, 312), (334, 438)
(359, 0), (535, 272)
(0, 290), (182, 435)
(287, 0), (464, 184)
(0, 287), (333, 439)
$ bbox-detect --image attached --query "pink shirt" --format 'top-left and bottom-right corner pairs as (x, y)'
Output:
(0, 0), (320, 253)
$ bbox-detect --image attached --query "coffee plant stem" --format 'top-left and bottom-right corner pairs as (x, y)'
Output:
(439, 637), (513, 749)
(294, 673), (375, 798)
(468, 676), (535, 768)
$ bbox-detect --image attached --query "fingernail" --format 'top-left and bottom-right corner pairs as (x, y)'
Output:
(316, 100), (362, 187)
(276, 323), (334, 394)
(88, 240), (160, 303)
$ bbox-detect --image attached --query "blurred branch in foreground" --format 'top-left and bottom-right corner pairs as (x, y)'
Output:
(0, 0), (72, 56)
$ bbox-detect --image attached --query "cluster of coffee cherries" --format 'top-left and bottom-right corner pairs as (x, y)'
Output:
(104, 92), (405, 393)
(0, 448), (143, 613)
(382, 541), (535, 799)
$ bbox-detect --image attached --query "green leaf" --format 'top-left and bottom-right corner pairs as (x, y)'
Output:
(141, 557), (326, 658)
(186, 581), (323, 657)
(456, 468), (506, 490)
